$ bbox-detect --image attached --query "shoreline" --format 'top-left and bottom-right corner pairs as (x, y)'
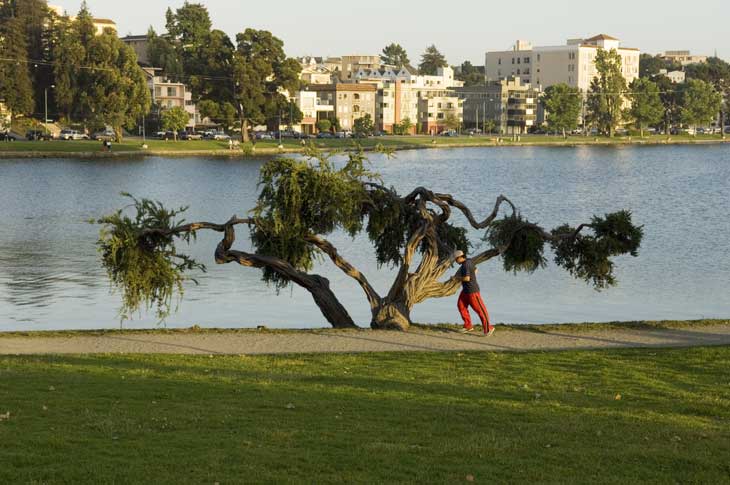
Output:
(2, 318), (726, 338)
(1, 136), (728, 159)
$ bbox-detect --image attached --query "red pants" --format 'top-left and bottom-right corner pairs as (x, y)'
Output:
(458, 291), (492, 332)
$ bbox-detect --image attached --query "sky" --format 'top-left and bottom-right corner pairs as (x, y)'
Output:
(50, 0), (729, 65)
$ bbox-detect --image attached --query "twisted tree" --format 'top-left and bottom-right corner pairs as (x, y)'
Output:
(96, 148), (643, 331)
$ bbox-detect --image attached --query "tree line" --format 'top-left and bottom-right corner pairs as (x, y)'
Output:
(543, 50), (728, 138)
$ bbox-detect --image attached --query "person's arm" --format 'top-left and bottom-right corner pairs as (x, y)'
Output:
(461, 263), (471, 282)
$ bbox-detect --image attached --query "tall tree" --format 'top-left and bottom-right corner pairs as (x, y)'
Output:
(628, 78), (664, 137)
(639, 53), (680, 78)
(380, 43), (410, 68)
(418, 45), (447, 75)
(0, 5), (35, 123)
(456, 61), (485, 87)
(232, 29), (300, 142)
(147, 27), (184, 79)
(353, 113), (374, 136)
(685, 57), (730, 136)
(541, 83), (581, 138)
(15, 0), (49, 119)
(160, 106), (189, 140)
(587, 49), (627, 137)
(653, 74), (681, 135)
(678, 79), (723, 133)
(96, 150), (644, 330)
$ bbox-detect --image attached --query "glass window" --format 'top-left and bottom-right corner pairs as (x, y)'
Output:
(167, 87), (176, 97)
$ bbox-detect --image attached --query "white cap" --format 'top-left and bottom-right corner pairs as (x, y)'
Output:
(453, 250), (465, 260)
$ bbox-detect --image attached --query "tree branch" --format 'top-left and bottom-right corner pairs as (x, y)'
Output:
(434, 194), (516, 229)
(304, 234), (382, 310)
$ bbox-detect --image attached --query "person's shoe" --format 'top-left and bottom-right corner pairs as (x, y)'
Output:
(486, 327), (496, 337)
(460, 326), (475, 334)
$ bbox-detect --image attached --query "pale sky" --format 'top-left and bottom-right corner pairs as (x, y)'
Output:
(51, 0), (729, 65)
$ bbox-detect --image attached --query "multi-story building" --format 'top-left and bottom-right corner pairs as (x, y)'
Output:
(306, 84), (377, 132)
(354, 66), (464, 134)
(418, 94), (463, 135)
(659, 69), (686, 84)
(121, 35), (151, 65)
(456, 77), (540, 135)
(143, 68), (199, 129)
(293, 90), (335, 134)
(486, 35), (641, 92)
(660, 50), (707, 66)
(340, 55), (381, 82)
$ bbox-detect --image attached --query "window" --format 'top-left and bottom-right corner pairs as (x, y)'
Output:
(354, 93), (360, 100)
(517, 58), (521, 64)
(353, 105), (360, 113)
(437, 113), (444, 119)
(447, 103), (453, 109)
(517, 69), (521, 75)
(524, 57), (530, 64)
(512, 58), (515, 64)
(537, 54), (541, 62)
(155, 87), (161, 97)
(437, 103), (442, 109)
(498, 58), (501, 65)
(167, 87), (176, 97)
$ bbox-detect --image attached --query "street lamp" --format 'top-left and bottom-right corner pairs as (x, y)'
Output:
(44, 85), (55, 135)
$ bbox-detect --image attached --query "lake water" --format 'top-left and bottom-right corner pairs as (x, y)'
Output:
(0, 145), (728, 331)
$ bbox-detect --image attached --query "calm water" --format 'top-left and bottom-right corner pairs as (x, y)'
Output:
(0, 145), (728, 331)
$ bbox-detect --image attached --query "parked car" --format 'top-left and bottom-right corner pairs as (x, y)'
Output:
(255, 131), (273, 140)
(26, 130), (54, 141)
(180, 131), (203, 140)
(59, 129), (89, 140)
(0, 131), (22, 141)
(213, 132), (231, 141)
(440, 130), (459, 137)
(316, 132), (334, 139)
(372, 130), (386, 137)
(91, 129), (115, 141)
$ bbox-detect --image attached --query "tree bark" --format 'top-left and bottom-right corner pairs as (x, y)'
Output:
(241, 118), (250, 143)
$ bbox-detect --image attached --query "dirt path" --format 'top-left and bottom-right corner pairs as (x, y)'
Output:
(1, 324), (729, 355)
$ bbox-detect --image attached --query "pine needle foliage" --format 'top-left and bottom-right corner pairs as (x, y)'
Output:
(551, 211), (643, 289)
(251, 149), (378, 288)
(95, 194), (203, 321)
(487, 214), (547, 274)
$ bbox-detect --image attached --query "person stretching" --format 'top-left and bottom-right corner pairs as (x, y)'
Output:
(454, 250), (494, 336)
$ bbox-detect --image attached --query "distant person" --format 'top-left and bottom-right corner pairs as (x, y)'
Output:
(454, 250), (494, 336)
(228, 138), (233, 150)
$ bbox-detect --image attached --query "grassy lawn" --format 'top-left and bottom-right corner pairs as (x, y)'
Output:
(1, 346), (729, 483)
(0, 134), (726, 156)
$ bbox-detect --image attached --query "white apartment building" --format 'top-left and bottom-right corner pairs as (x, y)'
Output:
(486, 35), (640, 92)
(143, 68), (199, 129)
(659, 69), (686, 84)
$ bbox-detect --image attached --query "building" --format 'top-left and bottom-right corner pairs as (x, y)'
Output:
(418, 94), (463, 135)
(456, 77), (540, 135)
(143, 68), (199, 129)
(48, 4), (117, 35)
(293, 90), (334, 134)
(659, 69), (686, 84)
(486, 35), (640, 92)
(306, 84), (377, 132)
(340, 55), (381, 82)
(121, 35), (150, 65)
(661, 50), (707, 66)
(353, 66), (464, 134)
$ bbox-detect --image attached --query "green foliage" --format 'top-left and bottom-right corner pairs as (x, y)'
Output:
(418, 45), (447, 75)
(639, 53), (680, 78)
(444, 113), (461, 131)
(147, 27), (183, 79)
(487, 215), (547, 274)
(316, 119), (331, 133)
(95, 194), (204, 321)
(542, 83), (581, 136)
(678, 79), (723, 128)
(0, 8), (35, 119)
(393, 117), (413, 135)
(353, 113), (374, 136)
(251, 150), (378, 288)
(456, 61), (485, 87)
(160, 106), (189, 135)
(380, 43), (410, 68)
(628, 78), (664, 135)
(551, 211), (643, 289)
(587, 49), (627, 137)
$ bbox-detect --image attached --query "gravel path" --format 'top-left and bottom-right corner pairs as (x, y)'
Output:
(2, 324), (729, 355)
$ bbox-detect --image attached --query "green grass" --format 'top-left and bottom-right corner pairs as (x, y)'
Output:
(0, 133), (727, 157)
(1, 346), (729, 483)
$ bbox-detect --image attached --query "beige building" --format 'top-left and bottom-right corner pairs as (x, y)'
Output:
(308, 84), (377, 132)
(340, 55), (381, 82)
(48, 4), (117, 35)
(486, 34), (640, 92)
(143, 68), (199, 129)
(661, 50), (707, 66)
(418, 94), (463, 135)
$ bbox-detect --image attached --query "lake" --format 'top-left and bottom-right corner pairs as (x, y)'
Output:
(0, 144), (728, 331)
